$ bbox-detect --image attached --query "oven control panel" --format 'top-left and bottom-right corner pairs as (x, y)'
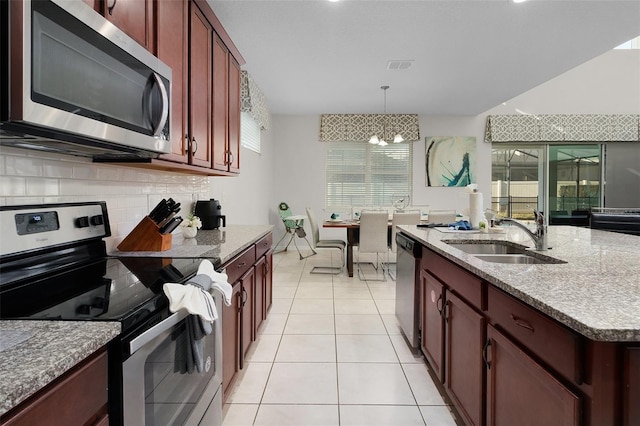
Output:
(0, 202), (111, 257)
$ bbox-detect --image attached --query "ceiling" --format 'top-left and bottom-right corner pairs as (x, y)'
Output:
(207, 0), (640, 116)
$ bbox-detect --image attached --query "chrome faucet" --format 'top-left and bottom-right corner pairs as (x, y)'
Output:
(495, 210), (548, 251)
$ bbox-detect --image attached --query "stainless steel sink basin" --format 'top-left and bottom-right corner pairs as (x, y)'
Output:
(473, 254), (564, 264)
(443, 240), (566, 264)
(445, 242), (526, 255)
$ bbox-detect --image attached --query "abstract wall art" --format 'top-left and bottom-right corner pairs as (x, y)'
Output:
(425, 136), (477, 187)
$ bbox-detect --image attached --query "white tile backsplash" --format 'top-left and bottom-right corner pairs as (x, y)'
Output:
(1, 149), (209, 252)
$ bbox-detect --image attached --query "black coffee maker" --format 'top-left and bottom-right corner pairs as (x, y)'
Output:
(194, 199), (226, 229)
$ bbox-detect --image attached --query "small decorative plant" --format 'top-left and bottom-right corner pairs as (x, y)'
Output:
(181, 214), (202, 238)
(183, 214), (202, 229)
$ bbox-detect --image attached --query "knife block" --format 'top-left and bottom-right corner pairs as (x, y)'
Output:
(117, 216), (172, 252)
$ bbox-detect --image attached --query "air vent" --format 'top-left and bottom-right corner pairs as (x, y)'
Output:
(387, 60), (414, 70)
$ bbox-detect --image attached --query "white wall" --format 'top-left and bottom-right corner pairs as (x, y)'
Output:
(209, 126), (275, 225)
(271, 49), (640, 242)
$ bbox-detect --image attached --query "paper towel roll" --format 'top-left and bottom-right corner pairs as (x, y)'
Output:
(469, 191), (484, 229)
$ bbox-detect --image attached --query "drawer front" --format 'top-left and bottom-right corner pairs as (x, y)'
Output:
(224, 246), (256, 284)
(423, 249), (483, 310)
(487, 285), (581, 384)
(255, 233), (273, 259)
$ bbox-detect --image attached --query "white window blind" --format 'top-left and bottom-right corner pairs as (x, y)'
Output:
(241, 112), (261, 153)
(326, 142), (412, 208)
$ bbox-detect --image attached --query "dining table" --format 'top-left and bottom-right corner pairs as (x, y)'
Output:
(323, 219), (392, 277)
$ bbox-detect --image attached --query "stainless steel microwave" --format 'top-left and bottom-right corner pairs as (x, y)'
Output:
(1, 0), (172, 159)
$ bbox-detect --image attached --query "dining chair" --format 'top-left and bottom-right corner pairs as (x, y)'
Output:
(305, 208), (346, 274)
(356, 210), (390, 281)
(387, 210), (421, 280)
(274, 202), (316, 259)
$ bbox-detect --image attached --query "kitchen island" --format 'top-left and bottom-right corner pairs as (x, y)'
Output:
(398, 224), (640, 426)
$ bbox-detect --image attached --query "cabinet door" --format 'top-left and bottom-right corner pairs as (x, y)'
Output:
(227, 56), (241, 173)
(189, 4), (213, 168)
(421, 270), (445, 382)
(212, 35), (230, 172)
(103, 0), (154, 51)
(222, 281), (241, 400)
(156, 0), (188, 163)
(264, 249), (273, 314)
(240, 266), (255, 369)
(486, 325), (581, 426)
(624, 347), (640, 425)
(254, 256), (265, 332)
(446, 291), (485, 426)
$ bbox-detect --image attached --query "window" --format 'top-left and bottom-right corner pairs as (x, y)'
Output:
(491, 144), (602, 223)
(325, 141), (412, 208)
(241, 112), (261, 153)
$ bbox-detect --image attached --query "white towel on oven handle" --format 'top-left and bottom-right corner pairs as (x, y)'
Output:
(195, 259), (233, 306)
(163, 278), (218, 322)
(162, 259), (233, 323)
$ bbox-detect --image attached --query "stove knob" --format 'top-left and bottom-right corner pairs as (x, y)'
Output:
(75, 216), (90, 228)
(90, 215), (104, 226)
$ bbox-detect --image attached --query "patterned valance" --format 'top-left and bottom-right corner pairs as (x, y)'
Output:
(319, 114), (420, 142)
(241, 71), (270, 130)
(485, 114), (640, 143)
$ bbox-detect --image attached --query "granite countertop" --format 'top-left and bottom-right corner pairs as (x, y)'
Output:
(112, 225), (273, 266)
(398, 224), (640, 342)
(0, 321), (121, 416)
(1, 225), (273, 417)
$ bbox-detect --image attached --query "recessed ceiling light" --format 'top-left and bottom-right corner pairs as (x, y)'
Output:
(328, 0), (340, 2)
(512, 0), (528, 3)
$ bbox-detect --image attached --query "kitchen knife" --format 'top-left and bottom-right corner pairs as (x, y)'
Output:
(159, 216), (183, 234)
(149, 199), (167, 223)
(157, 211), (177, 228)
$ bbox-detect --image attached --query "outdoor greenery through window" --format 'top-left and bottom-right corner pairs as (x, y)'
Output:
(491, 144), (602, 222)
(326, 141), (412, 208)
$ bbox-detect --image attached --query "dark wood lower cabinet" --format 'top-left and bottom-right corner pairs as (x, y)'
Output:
(421, 270), (445, 382)
(221, 233), (273, 403)
(239, 266), (255, 369)
(624, 347), (640, 425)
(446, 291), (485, 426)
(486, 325), (581, 426)
(1, 349), (108, 426)
(222, 281), (241, 400)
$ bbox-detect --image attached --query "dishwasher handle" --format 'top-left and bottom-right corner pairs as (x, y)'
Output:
(396, 233), (421, 257)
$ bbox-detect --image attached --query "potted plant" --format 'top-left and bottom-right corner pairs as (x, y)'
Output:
(181, 214), (202, 238)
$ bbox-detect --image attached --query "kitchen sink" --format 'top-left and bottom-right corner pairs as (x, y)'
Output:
(473, 254), (564, 264)
(443, 240), (566, 264)
(444, 241), (526, 255)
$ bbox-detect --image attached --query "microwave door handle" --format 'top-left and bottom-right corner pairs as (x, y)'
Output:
(150, 72), (169, 137)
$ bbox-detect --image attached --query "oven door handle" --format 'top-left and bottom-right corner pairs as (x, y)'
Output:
(129, 309), (189, 355)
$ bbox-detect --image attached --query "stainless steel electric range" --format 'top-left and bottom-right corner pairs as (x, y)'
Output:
(0, 201), (223, 425)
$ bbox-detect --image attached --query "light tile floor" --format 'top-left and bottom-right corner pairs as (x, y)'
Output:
(222, 249), (460, 426)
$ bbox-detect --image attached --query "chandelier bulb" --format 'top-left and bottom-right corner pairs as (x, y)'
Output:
(369, 135), (380, 145)
(393, 133), (404, 143)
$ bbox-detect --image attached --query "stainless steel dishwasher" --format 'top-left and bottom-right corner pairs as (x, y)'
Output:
(395, 232), (422, 348)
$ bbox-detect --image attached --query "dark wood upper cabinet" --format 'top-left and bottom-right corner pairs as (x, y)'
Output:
(212, 35), (230, 172)
(84, 0), (154, 51)
(156, 0), (189, 163)
(188, 3), (214, 168)
(102, 0), (245, 176)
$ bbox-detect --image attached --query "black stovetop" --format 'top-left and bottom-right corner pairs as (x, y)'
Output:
(0, 252), (205, 333)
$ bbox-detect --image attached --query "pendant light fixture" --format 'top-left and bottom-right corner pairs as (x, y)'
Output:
(369, 86), (404, 146)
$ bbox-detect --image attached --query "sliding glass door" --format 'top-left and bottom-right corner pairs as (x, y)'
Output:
(492, 144), (602, 225)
